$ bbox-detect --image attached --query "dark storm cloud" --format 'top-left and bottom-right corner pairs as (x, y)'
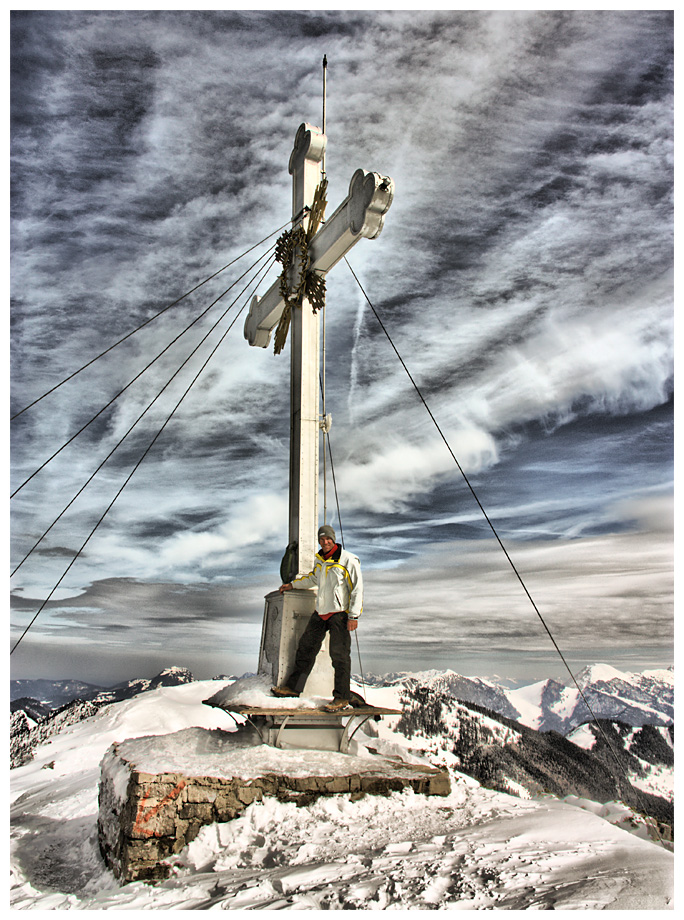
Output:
(10, 10), (672, 680)
(10, 576), (263, 635)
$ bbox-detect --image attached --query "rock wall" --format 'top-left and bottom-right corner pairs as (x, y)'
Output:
(98, 729), (450, 883)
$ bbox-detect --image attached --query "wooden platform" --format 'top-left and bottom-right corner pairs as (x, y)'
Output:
(204, 699), (401, 752)
(219, 705), (401, 717)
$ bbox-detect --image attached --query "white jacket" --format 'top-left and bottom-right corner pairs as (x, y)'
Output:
(293, 546), (363, 619)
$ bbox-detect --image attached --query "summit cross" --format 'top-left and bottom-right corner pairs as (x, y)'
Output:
(244, 122), (394, 575)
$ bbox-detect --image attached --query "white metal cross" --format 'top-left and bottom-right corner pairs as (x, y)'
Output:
(244, 123), (393, 575)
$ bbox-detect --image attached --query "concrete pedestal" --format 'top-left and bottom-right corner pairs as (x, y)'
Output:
(257, 589), (334, 697)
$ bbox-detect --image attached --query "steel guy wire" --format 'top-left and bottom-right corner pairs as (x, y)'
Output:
(11, 255), (276, 577)
(11, 244), (278, 499)
(318, 411), (356, 690)
(10, 263), (270, 654)
(11, 221), (290, 421)
(343, 255), (637, 792)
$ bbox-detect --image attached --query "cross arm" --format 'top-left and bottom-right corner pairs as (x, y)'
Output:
(244, 169), (394, 348)
(308, 168), (394, 271)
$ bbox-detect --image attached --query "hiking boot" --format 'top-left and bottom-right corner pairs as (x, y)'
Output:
(271, 686), (299, 698)
(324, 698), (352, 712)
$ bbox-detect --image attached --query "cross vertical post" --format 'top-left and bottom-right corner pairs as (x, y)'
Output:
(245, 120), (393, 697)
(287, 124), (326, 576)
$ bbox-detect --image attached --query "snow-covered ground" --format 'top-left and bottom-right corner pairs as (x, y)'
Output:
(10, 680), (674, 910)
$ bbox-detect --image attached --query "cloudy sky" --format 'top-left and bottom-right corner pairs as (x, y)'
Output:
(10, 9), (673, 685)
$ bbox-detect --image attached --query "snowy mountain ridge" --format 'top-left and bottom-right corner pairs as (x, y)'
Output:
(11, 665), (195, 709)
(360, 663), (673, 733)
(394, 682), (673, 825)
(13, 663), (672, 733)
(10, 667), (196, 769)
(12, 662), (672, 773)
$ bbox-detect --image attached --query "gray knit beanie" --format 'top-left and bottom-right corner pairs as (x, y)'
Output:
(318, 524), (336, 541)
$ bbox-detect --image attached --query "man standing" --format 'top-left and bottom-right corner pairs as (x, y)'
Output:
(272, 524), (363, 712)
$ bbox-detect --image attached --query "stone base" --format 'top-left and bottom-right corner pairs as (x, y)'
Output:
(258, 588), (335, 697)
(98, 726), (450, 883)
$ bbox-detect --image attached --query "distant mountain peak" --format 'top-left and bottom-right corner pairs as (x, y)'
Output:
(576, 663), (628, 688)
(149, 667), (194, 688)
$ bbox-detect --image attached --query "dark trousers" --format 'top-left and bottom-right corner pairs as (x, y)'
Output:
(287, 612), (351, 699)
